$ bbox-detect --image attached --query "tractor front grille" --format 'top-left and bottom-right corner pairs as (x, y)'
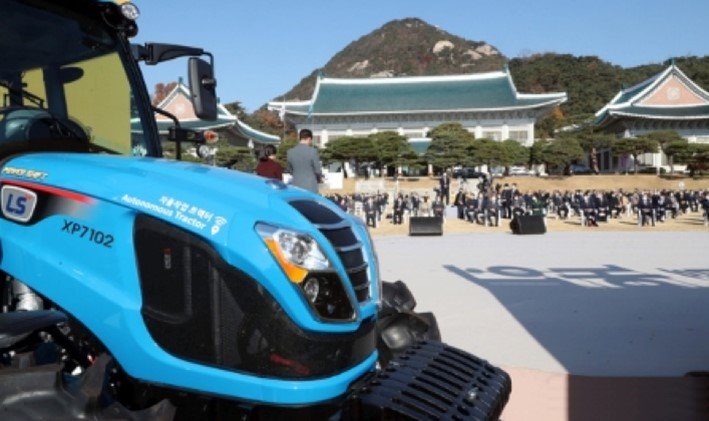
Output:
(289, 200), (371, 303)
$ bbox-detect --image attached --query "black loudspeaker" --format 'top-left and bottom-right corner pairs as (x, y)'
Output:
(409, 217), (443, 236)
(510, 215), (546, 235)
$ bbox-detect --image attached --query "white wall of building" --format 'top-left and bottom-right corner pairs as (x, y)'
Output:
(300, 115), (537, 147)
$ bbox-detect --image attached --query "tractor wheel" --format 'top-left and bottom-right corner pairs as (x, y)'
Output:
(0, 353), (175, 420)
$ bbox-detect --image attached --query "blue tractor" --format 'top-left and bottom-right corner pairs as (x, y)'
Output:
(0, 1), (510, 419)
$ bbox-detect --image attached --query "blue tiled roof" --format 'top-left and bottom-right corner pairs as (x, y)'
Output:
(232, 120), (280, 144)
(270, 72), (566, 116)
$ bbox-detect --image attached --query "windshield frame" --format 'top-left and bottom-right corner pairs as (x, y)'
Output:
(3, 0), (163, 158)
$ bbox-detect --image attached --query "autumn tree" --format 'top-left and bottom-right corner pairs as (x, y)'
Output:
(152, 81), (178, 106)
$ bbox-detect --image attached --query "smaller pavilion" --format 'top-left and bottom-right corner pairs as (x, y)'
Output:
(594, 63), (709, 172)
(142, 82), (280, 147)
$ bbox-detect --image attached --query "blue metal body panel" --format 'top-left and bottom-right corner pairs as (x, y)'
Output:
(0, 152), (379, 404)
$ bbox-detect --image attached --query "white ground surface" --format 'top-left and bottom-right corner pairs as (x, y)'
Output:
(374, 231), (709, 377)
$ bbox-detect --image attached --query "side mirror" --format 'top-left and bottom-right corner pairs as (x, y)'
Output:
(188, 57), (217, 121)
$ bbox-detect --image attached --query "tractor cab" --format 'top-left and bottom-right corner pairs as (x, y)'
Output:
(0, 0), (214, 161)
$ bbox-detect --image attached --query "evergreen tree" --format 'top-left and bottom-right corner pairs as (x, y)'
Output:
(500, 139), (530, 172)
(663, 138), (690, 175)
(611, 136), (659, 175)
(573, 130), (614, 174)
(371, 131), (418, 176)
(425, 123), (475, 171)
(469, 139), (507, 171)
(541, 137), (584, 174)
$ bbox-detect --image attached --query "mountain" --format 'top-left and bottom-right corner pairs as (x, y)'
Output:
(278, 17), (507, 102)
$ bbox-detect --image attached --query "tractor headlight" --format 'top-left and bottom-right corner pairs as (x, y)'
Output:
(303, 277), (320, 303)
(256, 223), (354, 321)
(256, 223), (330, 283)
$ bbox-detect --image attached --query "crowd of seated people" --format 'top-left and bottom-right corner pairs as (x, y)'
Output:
(326, 190), (446, 228)
(491, 187), (709, 227)
(327, 188), (709, 229)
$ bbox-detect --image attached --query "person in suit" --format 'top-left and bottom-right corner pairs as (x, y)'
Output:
(638, 193), (655, 226)
(439, 172), (451, 206)
(393, 193), (406, 224)
(255, 144), (284, 180)
(287, 129), (323, 193)
(453, 188), (467, 219)
(363, 196), (378, 228)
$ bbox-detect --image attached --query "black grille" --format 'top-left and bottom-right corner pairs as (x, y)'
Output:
(351, 341), (512, 420)
(290, 200), (371, 303)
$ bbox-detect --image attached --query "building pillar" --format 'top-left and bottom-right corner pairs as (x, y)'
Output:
(320, 129), (329, 146)
(475, 125), (483, 139)
(501, 124), (509, 141)
(398, 127), (404, 136)
(346, 128), (353, 136)
(427, 164), (433, 176)
(526, 122), (535, 145)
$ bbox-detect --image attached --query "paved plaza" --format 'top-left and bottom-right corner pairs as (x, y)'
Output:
(375, 231), (709, 377)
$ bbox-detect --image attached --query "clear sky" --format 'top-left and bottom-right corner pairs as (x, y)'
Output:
(133, 0), (709, 113)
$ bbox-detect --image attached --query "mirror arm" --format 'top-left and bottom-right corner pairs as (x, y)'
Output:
(132, 43), (210, 65)
(151, 106), (183, 161)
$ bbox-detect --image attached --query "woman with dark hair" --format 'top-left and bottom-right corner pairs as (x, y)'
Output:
(255, 144), (284, 180)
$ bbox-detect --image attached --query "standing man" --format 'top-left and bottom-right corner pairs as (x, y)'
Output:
(439, 171), (451, 206)
(287, 129), (323, 194)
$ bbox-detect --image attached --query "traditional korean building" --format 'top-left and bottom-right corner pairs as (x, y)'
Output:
(139, 81), (280, 147)
(268, 69), (566, 151)
(594, 63), (709, 171)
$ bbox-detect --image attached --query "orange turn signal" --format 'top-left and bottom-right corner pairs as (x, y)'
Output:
(203, 130), (219, 144)
(265, 238), (308, 283)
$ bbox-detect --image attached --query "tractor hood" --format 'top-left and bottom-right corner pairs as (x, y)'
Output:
(0, 153), (342, 244)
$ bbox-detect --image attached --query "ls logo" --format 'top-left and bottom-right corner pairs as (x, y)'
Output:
(1, 185), (38, 223)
